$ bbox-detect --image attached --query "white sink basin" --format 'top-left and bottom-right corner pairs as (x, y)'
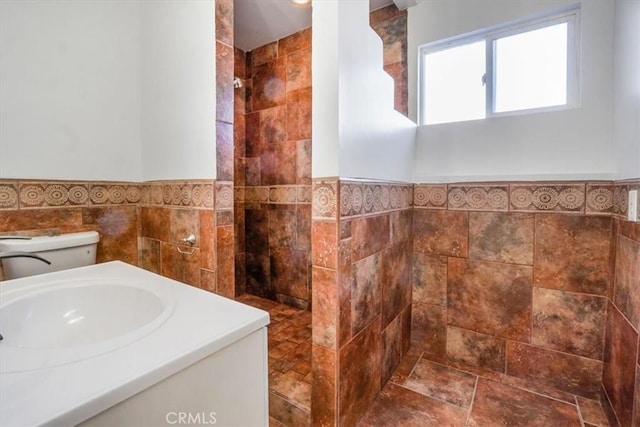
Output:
(0, 279), (174, 373)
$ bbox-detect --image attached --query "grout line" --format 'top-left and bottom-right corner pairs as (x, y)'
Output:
(465, 376), (479, 426)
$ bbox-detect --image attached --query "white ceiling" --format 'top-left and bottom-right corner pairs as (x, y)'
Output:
(234, 0), (394, 52)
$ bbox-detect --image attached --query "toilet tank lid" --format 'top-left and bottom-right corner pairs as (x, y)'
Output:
(0, 231), (99, 253)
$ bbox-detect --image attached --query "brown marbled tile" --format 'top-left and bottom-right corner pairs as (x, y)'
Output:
(245, 252), (272, 297)
(413, 209), (468, 257)
(312, 181), (337, 219)
(338, 238), (353, 347)
(339, 317), (382, 427)
(245, 112), (261, 155)
(619, 217), (640, 243)
(312, 267), (337, 349)
(279, 27), (311, 56)
(448, 258), (532, 341)
(576, 397), (610, 427)
(446, 325), (506, 373)
(270, 247), (309, 301)
(372, 15), (406, 66)
(614, 236), (640, 330)
(352, 252), (382, 335)
(216, 121), (234, 181)
(165, 208), (199, 247)
(271, 371), (311, 412)
(413, 184), (447, 209)
(251, 41), (278, 68)
(384, 61), (408, 116)
(215, 224), (234, 298)
(286, 87), (311, 140)
(260, 105), (287, 144)
(608, 219), (619, 302)
(0, 208), (83, 233)
(263, 141), (297, 185)
(215, 41), (234, 124)
(634, 365), (640, 427)
(245, 208), (269, 251)
(311, 344), (336, 426)
(252, 56), (286, 110)
(214, 0), (233, 45)
(404, 359), (477, 408)
(268, 208), (296, 249)
(411, 303), (446, 358)
(199, 269), (216, 293)
(234, 253), (246, 296)
(499, 375), (577, 404)
(506, 341), (603, 398)
(603, 303), (638, 427)
(140, 206), (170, 241)
(359, 382), (468, 427)
(82, 206), (138, 265)
(0, 181), (19, 209)
(532, 287), (606, 360)
(295, 204), (311, 251)
(351, 214), (390, 261)
(448, 184), (509, 211)
(370, 3), (406, 25)
(534, 214), (611, 295)
(269, 393), (310, 426)
(286, 48), (311, 92)
(296, 139), (311, 185)
(234, 47), (247, 79)
(510, 183), (586, 213)
(469, 212), (534, 265)
(390, 209), (412, 244)
(382, 313), (403, 386)
(469, 378), (581, 426)
(139, 237), (161, 274)
(381, 241), (412, 327)
(586, 183), (614, 215)
(160, 243), (200, 286)
(388, 353), (421, 386)
(311, 220), (337, 269)
(401, 305), (411, 356)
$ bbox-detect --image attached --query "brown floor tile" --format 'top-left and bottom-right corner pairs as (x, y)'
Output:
(358, 383), (469, 427)
(469, 378), (582, 426)
(404, 359), (477, 408)
(577, 397), (610, 426)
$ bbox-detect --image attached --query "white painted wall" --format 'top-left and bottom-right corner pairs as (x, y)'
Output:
(312, 0), (416, 182)
(0, 0), (142, 181)
(409, 0), (616, 182)
(612, 0), (640, 180)
(0, 1), (216, 182)
(140, 1), (216, 181)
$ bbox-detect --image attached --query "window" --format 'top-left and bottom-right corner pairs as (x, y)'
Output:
(418, 5), (580, 125)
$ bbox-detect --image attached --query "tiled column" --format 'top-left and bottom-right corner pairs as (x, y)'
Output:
(312, 179), (413, 426)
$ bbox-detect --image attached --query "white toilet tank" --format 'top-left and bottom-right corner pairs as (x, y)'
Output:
(0, 231), (100, 280)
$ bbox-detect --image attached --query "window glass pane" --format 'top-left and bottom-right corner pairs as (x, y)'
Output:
(494, 23), (567, 113)
(422, 41), (486, 125)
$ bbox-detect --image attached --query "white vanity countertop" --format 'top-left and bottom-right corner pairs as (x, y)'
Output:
(0, 261), (270, 427)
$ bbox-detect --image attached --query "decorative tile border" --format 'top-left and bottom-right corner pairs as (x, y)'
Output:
(0, 179), (220, 210)
(215, 181), (233, 211)
(240, 185), (311, 205)
(312, 180), (338, 219)
(585, 183), (614, 215)
(448, 184), (509, 211)
(413, 180), (639, 217)
(413, 184), (447, 209)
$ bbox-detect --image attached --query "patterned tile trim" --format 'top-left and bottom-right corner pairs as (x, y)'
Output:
(215, 182), (234, 211)
(448, 184), (509, 211)
(510, 183), (586, 213)
(141, 181), (214, 208)
(312, 180), (338, 219)
(414, 184), (447, 209)
(239, 185), (312, 205)
(613, 180), (640, 221)
(0, 181), (19, 210)
(336, 180), (412, 219)
(586, 183), (613, 215)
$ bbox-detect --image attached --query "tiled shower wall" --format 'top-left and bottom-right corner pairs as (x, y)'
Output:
(311, 179), (414, 426)
(235, 28), (313, 309)
(411, 182), (614, 399)
(370, 4), (408, 117)
(602, 180), (640, 427)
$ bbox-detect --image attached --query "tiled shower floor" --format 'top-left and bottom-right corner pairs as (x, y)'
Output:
(238, 294), (610, 426)
(237, 294), (312, 426)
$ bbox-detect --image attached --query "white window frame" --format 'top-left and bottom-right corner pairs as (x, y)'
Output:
(418, 4), (581, 126)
